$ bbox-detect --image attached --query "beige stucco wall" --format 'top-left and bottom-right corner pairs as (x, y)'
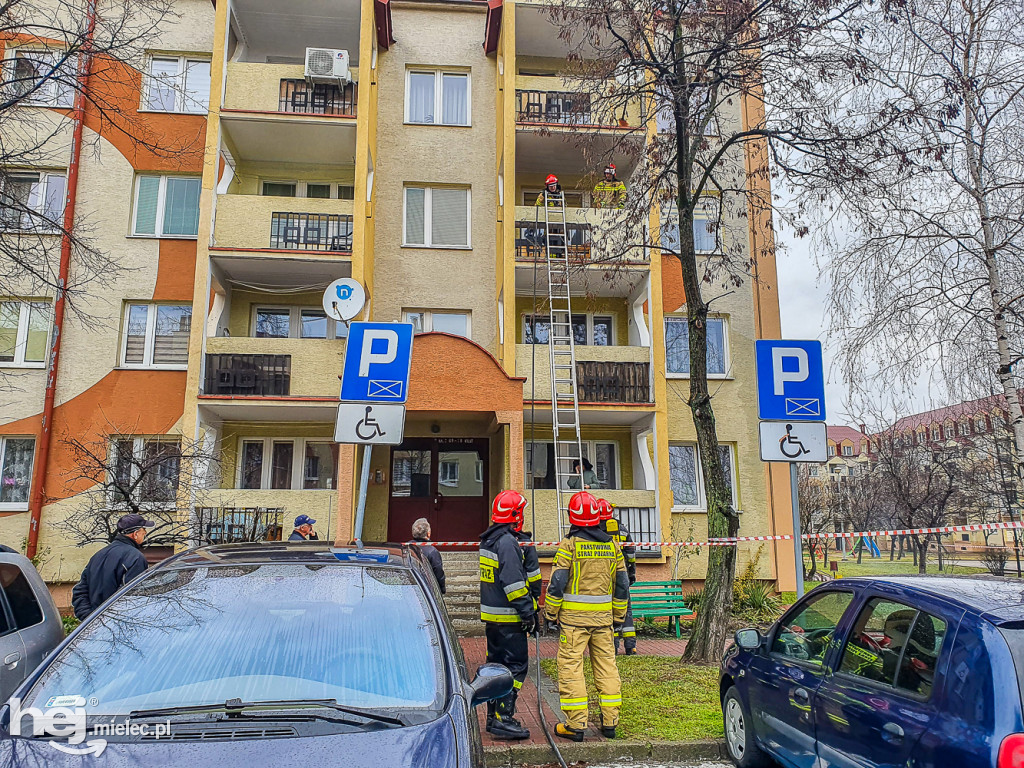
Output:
(223, 62), (360, 113)
(369, 3), (499, 354)
(213, 195), (354, 250)
(229, 162), (357, 196)
(205, 336), (346, 397)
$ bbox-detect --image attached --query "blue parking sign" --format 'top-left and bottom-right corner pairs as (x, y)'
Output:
(755, 340), (826, 421)
(340, 322), (414, 404)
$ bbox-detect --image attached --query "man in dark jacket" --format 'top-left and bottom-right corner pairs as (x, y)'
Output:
(512, 511), (541, 607)
(411, 517), (445, 594)
(480, 490), (538, 740)
(71, 513), (153, 620)
(289, 515), (317, 541)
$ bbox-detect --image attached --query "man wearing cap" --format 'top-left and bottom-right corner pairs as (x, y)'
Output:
(71, 513), (154, 620)
(289, 515), (317, 541)
(593, 164), (626, 209)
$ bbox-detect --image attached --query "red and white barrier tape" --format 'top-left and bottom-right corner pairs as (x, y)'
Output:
(406, 520), (1024, 549)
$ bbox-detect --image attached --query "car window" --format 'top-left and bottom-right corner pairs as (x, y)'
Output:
(839, 597), (947, 698)
(772, 590), (854, 666)
(24, 564), (447, 717)
(0, 564), (43, 630)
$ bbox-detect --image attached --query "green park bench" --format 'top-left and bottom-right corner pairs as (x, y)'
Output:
(630, 580), (695, 638)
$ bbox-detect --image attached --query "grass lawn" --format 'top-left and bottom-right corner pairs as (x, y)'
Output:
(539, 656), (722, 742)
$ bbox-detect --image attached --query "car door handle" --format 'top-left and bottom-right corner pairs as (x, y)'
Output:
(883, 722), (904, 742)
(3, 651), (21, 666)
(791, 687), (810, 705)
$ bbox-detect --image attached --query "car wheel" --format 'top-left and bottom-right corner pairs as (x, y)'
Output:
(723, 686), (771, 768)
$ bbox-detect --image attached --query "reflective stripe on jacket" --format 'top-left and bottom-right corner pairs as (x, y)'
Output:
(602, 518), (637, 584)
(592, 180), (626, 209)
(544, 525), (629, 627)
(479, 523), (535, 624)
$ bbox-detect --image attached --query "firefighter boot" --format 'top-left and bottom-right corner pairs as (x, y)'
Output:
(486, 693), (530, 740)
(600, 720), (617, 739)
(555, 723), (585, 742)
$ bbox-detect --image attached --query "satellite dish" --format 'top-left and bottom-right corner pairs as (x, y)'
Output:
(614, 59), (644, 88)
(323, 278), (366, 322)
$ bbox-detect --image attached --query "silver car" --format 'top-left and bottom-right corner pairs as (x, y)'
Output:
(0, 552), (63, 702)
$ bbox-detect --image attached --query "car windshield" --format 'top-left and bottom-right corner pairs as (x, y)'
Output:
(23, 563), (445, 716)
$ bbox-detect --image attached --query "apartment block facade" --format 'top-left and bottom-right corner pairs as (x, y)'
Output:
(1, 0), (795, 596)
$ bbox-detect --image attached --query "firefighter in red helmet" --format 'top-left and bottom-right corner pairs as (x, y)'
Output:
(544, 491), (630, 741)
(479, 489), (538, 740)
(534, 174), (564, 207)
(597, 498), (637, 654)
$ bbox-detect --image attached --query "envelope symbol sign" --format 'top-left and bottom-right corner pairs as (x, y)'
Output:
(368, 380), (403, 398)
(785, 398), (820, 417)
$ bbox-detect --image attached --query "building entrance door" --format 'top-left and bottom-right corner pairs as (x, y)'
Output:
(388, 437), (489, 543)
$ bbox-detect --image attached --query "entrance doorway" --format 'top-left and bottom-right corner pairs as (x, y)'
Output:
(387, 437), (490, 543)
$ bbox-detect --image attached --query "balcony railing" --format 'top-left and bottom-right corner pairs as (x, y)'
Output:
(279, 79), (356, 116)
(576, 361), (651, 403)
(204, 354), (291, 396)
(515, 221), (592, 260)
(270, 212), (353, 252)
(516, 89), (591, 125)
(193, 507), (285, 544)
(616, 507), (661, 555)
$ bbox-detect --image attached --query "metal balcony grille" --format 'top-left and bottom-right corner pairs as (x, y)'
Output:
(193, 507), (285, 544)
(576, 361), (651, 403)
(616, 507), (660, 554)
(515, 221), (591, 260)
(270, 213), (353, 252)
(204, 354), (290, 396)
(516, 90), (591, 125)
(278, 79), (356, 116)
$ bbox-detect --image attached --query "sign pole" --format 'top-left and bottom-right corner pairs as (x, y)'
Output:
(790, 462), (805, 598)
(352, 444), (372, 544)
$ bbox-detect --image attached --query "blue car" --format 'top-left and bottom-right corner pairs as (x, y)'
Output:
(0, 542), (512, 767)
(720, 576), (1024, 768)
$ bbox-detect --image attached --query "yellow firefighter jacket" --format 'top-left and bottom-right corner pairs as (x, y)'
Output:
(592, 180), (626, 209)
(544, 525), (630, 628)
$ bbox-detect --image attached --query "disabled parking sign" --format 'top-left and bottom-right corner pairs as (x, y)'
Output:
(755, 340), (826, 421)
(340, 322), (414, 404)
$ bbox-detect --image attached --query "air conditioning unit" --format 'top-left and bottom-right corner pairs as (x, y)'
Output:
(304, 47), (351, 84)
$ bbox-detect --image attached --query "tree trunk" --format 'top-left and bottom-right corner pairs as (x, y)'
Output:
(937, 540), (945, 572)
(857, 540), (864, 564)
(916, 535), (928, 574)
(890, 537), (896, 561)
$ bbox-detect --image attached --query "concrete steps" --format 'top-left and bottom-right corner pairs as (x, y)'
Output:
(441, 552), (482, 636)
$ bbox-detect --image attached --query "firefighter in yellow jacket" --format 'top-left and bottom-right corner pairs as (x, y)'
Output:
(544, 491), (630, 741)
(592, 164), (626, 209)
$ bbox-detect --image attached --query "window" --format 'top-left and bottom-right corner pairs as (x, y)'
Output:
(526, 441), (620, 490)
(523, 314), (614, 346)
(771, 590), (855, 666)
(0, 564), (44, 632)
(809, 465), (819, 477)
(668, 443), (735, 509)
(0, 301), (50, 366)
(121, 303), (191, 368)
(144, 56), (211, 113)
(403, 309), (470, 338)
(403, 186), (470, 248)
(617, 506), (661, 554)
(0, 437), (35, 510)
(655, 84), (717, 136)
(665, 316), (727, 376)
(252, 306), (346, 339)
(260, 181), (355, 200)
(406, 69), (470, 126)
(10, 49), (75, 107)
(132, 175), (201, 237)
(110, 438), (180, 506)
(976, 418), (986, 433)
(842, 445), (853, 456)
(238, 438), (338, 490)
(0, 172), (66, 231)
(931, 427), (940, 441)
(838, 598), (947, 698)
(660, 197), (720, 254)
(439, 459), (459, 487)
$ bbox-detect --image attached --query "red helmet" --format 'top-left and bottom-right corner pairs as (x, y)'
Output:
(568, 491), (600, 527)
(604, 163), (616, 174)
(492, 490), (528, 525)
(545, 174), (559, 186)
(596, 498), (615, 521)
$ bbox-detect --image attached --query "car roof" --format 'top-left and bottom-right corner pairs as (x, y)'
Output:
(161, 541), (417, 570)
(833, 575), (1024, 624)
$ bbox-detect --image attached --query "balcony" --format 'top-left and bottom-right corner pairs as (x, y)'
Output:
(514, 206), (647, 264)
(203, 353), (291, 396)
(528, 489), (658, 543)
(278, 79), (356, 116)
(205, 338), (345, 397)
(214, 195), (354, 253)
(195, 489), (338, 539)
(223, 62), (359, 116)
(516, 344), (652, 405)
(515, 76), (641, 129)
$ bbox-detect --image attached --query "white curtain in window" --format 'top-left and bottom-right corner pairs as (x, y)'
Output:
(430, 188), (468, 247)
(25, 302), (50, 363)
(405, 188), (425, 244)
(441, 74), (468, 125)
(183, 60), (211, 112)
(408, 72), (435, 123)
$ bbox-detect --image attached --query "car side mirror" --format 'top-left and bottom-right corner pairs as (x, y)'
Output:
(735, 628), (763, 651)
(468, 663), (514, 707)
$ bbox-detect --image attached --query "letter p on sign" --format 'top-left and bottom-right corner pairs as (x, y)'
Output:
(359, 330), (399, 376)
(771, 347), (808, 395)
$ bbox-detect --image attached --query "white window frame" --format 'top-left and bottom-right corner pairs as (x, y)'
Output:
(664, 314), (729, 379)
(668, 442), (737, 512)
(142, 55), (212, 114)
(130, 175), (202, 239)
(235, 437), (337, 491)
(119, 302), (192, 370)
(842, 445), (853, 456)
(976, 418), (986, 433)
(525, 440), (622, 491)
(402, 309), (472, 337)
(522, 313), (616, 346)
(259, 180), (355, 200)
(107, 436), (181, 509)
(1, 171), (66, 232)
(404, 68), (471, 126)
(402, 186), (472, 249)
(8, 48), (76, 107)
(660, 196), (721, 255)
(0, 300), (50, 368)
(439, 459), (460, 487)
(251, 306), (346, 340)
(0, 436), (36, 511)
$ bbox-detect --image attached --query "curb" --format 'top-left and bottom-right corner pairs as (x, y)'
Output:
(484, 739), (727, 766)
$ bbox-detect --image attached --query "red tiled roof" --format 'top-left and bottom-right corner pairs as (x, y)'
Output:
(891, 392), (1019, 432)
(827, 425), (866, 453)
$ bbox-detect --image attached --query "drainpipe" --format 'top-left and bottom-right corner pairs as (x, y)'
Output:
(26, 0), (97, 559)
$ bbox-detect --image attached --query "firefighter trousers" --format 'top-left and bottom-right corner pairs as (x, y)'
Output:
(557, 624), (621, 730)
(485, 622), (529, 716)
(614, 599), (636, 652)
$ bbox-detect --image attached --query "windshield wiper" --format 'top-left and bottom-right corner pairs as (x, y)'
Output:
(130, 698), (407, 726)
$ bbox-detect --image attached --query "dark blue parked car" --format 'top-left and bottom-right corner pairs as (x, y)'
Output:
(720, 576), (1024, 768)
(0, 542), (512, 767)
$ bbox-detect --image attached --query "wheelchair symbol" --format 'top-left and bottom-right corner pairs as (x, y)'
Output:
(355, 405), (386, 440)
(779, 424), (810, 458)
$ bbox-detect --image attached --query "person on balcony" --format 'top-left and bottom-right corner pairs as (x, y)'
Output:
(567, 458), (599, 490)
(535, 174), (564, 206)
(593, 164), (627, 209)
